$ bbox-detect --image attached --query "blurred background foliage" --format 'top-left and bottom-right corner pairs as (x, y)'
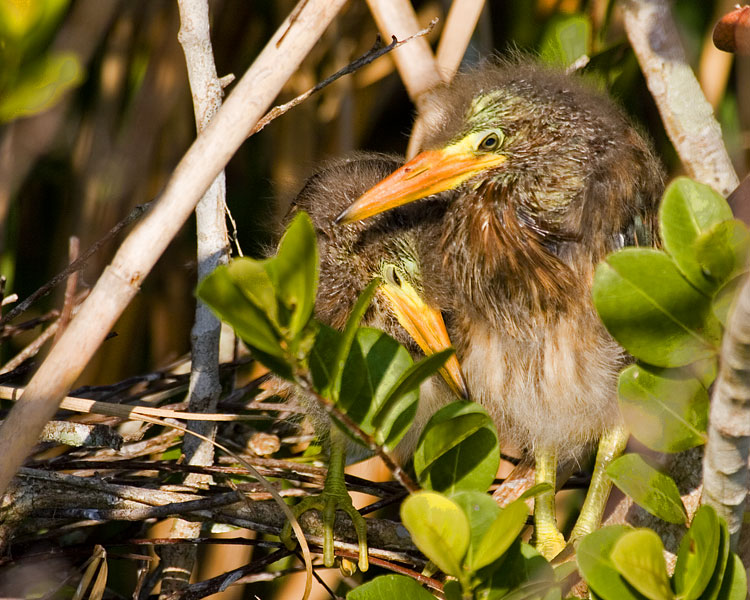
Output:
(0, 0), (746, 597)
(0, 0), (745, 386)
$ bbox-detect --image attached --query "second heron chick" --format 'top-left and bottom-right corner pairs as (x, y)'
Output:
(279, 153), (467, 570)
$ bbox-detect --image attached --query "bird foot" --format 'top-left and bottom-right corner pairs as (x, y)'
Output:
(280, 483), (369, 572)
(534, 524), (566, 560)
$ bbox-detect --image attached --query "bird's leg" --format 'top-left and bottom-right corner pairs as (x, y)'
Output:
(280, 427), (369, 571)
(533, 446), (566, 560)
(568, 425), (628, 542)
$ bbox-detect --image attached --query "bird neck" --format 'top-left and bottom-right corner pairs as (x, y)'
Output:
(437, 185), (589, 329)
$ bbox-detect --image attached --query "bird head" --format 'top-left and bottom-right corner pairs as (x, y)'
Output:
(336, 60), (663, 323)
(289, 154), (467, 398)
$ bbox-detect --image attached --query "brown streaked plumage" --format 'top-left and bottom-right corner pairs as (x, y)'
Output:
(337, 58), (665, 556)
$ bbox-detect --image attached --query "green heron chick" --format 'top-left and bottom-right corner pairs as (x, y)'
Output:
(337, 60), (664, 557)
(280, 153), (467, 570)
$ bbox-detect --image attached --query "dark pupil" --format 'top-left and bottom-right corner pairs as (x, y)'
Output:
(392, 270), (401, 286)
(482, 134), (497, 149)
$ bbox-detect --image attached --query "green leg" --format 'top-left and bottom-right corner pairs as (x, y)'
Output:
(569, 425), (628, 542)
(534, 446), (566, 560)
(280, 427), (369, 571)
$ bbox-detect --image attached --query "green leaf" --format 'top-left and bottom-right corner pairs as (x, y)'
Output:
(673, 505), (723, 600)
(309, 323), (342, 394)
(577, 526), (648, 600)
(715, 553), (747, 600)
(611, 529), (673, 600)
(472, 499), (529, 571)
(401, 491), (470, 578)
(264, 212), (318, 338)
(659, 177), (733, 295)
(372, 349), (453, 443)
(443, 580), (463, 600)
(539, 14), (591, 67)
(414, 401), (500, 494)
(450, 491), (500, 570)
(694, 219), (750, 287)
(476, 541), (556, 600)
(618, 364), (708, 453)
(225, 258), (279, 326)
(346, 574), (436, 599)
(0, 52), (83, 123)
(607, 454), (687, 524)
(338, 327), (418, 449)
(331, 279), (379, 401)
(593, 248), (721, 367)
(712, 274), (745, 326)
(196, 264), (284, 359)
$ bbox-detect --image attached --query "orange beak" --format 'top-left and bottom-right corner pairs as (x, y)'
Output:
(378, 279), (468, 399)
(336, 147), (507, 224)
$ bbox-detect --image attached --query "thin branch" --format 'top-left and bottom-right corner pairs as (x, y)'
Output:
(296, 376), (419, 493)
(0, 202), (150, 328)
(250, 21), (437, 136)
(0, 0), (349, 500)
(621, 0), (739, 196)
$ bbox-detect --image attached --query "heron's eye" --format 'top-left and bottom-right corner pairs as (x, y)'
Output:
(384, 264), (402, 287)
(477, 131), (502, 152)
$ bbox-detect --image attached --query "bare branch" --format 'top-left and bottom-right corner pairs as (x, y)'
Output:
(0, 0), (349, 500)
(621, 0), (739, 196)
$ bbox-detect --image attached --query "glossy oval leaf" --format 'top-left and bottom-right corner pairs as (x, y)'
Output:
(401, 491), (470, 578)
(338, 327), (418, 449)
(673, 505), (722, 600)
(593, 248), (721, 366)
(347, 574), (436, 600)
(607, 454), (687, 524)
(264, 211), (318, 338)
(577, 526), (648, 600)
(715, 553), (747, 600)
(472, 499), (529, 571)
(659, 177), (733, 295)
(611, 529), (673, 600)
(450, 490), (501, 573)
(712, 274), (745, 327)
(476, 541), (556, 600)
(414, 401), (500, 494)
(373, 349), (454, 444)
(618, 364), (708, 453)
(196, 263), (283, 359)
(694, 219), (750, 287)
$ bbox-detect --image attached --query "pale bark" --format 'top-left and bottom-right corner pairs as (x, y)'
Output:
(0, 0), (349, 499)
(621, 0), (739, 196)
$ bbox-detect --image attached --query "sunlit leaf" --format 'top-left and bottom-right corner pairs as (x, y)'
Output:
(593, 248), (721, 366)
(346, 574), (436, 599)
(577, 526), (648, 600)
(196, 263), (283, 359)
(373, 349), (453, 444)
(611, 529), (673, 600)
(659, 177), (733, 295)
(476, 541), (556, 600)
(673, 505), (722, 600)
(401, 491), (470, 578)
(618, 364), (708, 453)
(694, 219), (750, 287)
(415, 401), (500, 494)
(715, 553), (747, 600)
(450, 491), (500, 573)
(607, 454), (687, 524)
(264, 211), (318, 338)
(472, 499), (529, 571)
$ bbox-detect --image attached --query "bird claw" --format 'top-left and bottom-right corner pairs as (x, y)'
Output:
(280, 483), (369, 572)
